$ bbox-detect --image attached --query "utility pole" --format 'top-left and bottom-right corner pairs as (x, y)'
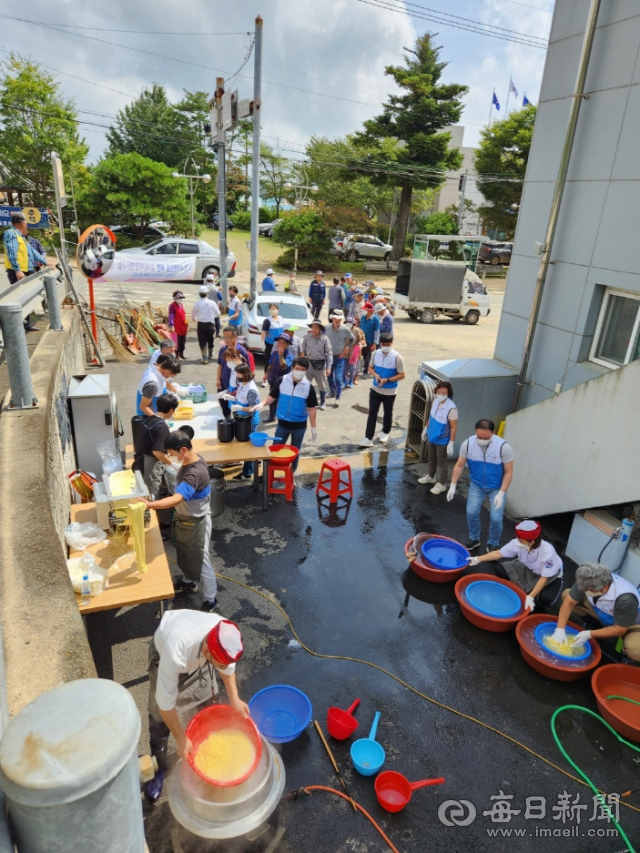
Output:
(215, 77), (228, 309)
(457, 170), (468, 232)
(249, 16), (263, 295)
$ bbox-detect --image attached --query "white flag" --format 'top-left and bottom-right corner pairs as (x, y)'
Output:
(95, 253), (198, 283)
(509, 79), (519, 98)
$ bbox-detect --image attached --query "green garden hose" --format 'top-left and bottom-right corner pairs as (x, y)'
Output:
(551, 702), (640, 853)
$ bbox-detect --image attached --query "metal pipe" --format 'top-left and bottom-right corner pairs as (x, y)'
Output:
(44, 275), (63, 331)
(250, 15), (263, 295)
(513, 0), (601, 411)
(0, 304), (38, 409)
(216, 77), (228, 309)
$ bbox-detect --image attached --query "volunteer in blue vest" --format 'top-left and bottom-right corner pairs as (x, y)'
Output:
(260, 303), (285, 387)
(553, 562), (640, 662)
(228, 364), (262, 481)
(447, 419), (515, 553)
(258, 357), (318, 472)
(149, 337), (176, 367)
(358, 332), (406, 447)
(465, 519), (564, 612)
(139, 431), (218, 611)
(227, 285), (243, 330)
(418, 381), (458, 495)
(261, 268), (277, 291)
(144, 611), (247, 802)
(308, 271), (326, 321)
(136, 354), (184, 417)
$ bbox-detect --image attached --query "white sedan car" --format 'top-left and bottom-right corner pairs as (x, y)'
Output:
(119, 237), (236, 281)
(241, 291), (314, 354)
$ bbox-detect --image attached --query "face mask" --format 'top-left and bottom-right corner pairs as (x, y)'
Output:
(516, 539), (532, 549)
(436, 393), (448, 400)
(270, 308), (278, 316)
(293, 370), (306, 381)
(476, 438), (491, 447)
(350, 285), (356, 291)
(380, 346), (391, 354)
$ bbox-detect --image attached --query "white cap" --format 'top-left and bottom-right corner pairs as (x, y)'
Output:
(266, 268), (274, 275)
(330, 310), (344, 320)
(205, 273), (215, 281)
(374, 303), (385, 313)
(199, 285), (209, 294)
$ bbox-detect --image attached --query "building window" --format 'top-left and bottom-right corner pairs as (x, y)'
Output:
(590, 289), (640, 368)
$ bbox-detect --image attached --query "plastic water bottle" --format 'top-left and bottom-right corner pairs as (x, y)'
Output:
(81, 574), (91, 606)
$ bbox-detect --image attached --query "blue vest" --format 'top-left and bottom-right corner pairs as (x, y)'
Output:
(427, 397), (457, 445)
(265, 317), (284, 345)
(372, 349), (399, 390)
(466, 435), (506, 491)
(276, 373), (310, 423)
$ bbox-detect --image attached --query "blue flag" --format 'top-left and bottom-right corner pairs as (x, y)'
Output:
(492, 91), (500, 110)
(523, 94), (531, 106)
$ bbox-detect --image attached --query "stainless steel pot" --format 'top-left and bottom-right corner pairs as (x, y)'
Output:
(168, 737), (285, 840)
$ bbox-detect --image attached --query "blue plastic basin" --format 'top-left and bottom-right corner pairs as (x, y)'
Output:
(466, 580), (522, 618)
(421, 538), (470, 570)
(534, 623), (591, 662)
(249, 685), (312, 744)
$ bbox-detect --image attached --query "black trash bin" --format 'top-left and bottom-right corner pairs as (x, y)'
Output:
(208, 466), (226, 518)
(131, 415), (145, 454)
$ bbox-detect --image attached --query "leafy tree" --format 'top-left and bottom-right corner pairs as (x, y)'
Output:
(77, 153), (191, 239)
(106, 84), (206, 171)
(414, 211), (459, 258)
(352, 34), (467, 260)
(260, 143), (294, 217)
(273, 211), (334, 271)
(0, 54), (88, 207)
(475, 105), (536, 238)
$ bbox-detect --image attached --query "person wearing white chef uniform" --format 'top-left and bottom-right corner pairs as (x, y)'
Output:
(418, 381), (458, 495)
(144, 611), (248, 802)
(464, 519), (563, 612)
(552, 562), (640, 663)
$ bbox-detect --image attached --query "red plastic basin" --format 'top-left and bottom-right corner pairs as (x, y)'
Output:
(455, 573), (527, 632)
(516, 614), (601, 682)
(186, 705), (263, 787)
(404, 535), (466, 584)
(592, 664), (640, 743)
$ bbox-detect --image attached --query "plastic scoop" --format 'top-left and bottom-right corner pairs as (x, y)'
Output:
(375, 771), (445, 812)
(350, 711), (385, 776)
(327, 699), (360, 740)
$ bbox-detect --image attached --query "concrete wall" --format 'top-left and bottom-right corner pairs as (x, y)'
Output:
(494, 1), (640, 407)
(504, 357), (640, 517)
(0, 308), (96, 715)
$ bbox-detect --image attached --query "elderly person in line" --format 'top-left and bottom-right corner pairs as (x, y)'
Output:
(552, 562), (640, 661)
(300, 319), (332, 410)
(325, 310), (354, 409)
(265, 333), (294, 422)
(375, 301), (393, 336)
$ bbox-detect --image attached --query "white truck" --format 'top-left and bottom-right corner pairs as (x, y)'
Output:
(394, 259), (491, 325)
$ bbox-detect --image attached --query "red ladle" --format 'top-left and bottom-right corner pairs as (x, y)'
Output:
(375, 771), (445, 812)
(327, 698), (360, 740)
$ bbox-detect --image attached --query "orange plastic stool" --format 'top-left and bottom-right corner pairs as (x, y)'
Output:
(267, 461), (295, 501)
(316, 458), (353, 503)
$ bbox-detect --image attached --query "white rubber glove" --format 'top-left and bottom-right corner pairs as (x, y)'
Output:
(467, 557), (479, 567)
(551, 627), (567, 644)
(222, 393), (236, 401)
(525, 595), (535, 611)
(175, 386), (189, 397)
(446, 483), (457, 502)
(493, 491), (506, 510)
(572, 630), (591, 648)
(421, 427), (428, 441)
(230, 404), (243, 413)
(447, 441), (454, 458)
(310, 428), (317, 442)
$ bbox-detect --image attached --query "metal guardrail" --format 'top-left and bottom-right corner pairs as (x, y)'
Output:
(0, 268), (63, 410)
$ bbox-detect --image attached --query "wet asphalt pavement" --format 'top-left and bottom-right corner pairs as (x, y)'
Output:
(88, 458), (640, 852)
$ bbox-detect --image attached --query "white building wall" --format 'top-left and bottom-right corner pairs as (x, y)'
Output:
(494, 1), (640, 407)
(430, 127), (485, 234)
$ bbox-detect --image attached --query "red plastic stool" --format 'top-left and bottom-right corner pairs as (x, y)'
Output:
(267, 444), (298, 501)
(316, 458), (353, 503)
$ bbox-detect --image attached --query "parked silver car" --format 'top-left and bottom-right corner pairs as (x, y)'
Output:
(119, 237), (236, 280)
(338, 234), (393, 262)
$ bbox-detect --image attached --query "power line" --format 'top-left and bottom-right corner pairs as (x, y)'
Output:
(27, 23), (251, 35)
(354, 0), (547, 48)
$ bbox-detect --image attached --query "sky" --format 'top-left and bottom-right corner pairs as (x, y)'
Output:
(0, 0), (555, 166)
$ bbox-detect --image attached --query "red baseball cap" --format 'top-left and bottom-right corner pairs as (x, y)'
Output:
(206, 620), (244, 665)
(515, 520), (542, 541)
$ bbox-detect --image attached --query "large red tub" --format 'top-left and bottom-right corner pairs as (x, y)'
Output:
(455, 573), (527, 632)
(591, 664), (640, 743)
(404, 534), (467, 584)
(516, 614), (601, 682)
